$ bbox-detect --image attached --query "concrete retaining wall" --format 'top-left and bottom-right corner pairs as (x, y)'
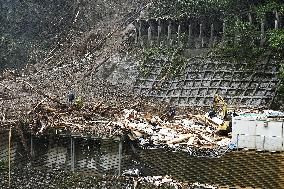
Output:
(134, 57), (279, 108)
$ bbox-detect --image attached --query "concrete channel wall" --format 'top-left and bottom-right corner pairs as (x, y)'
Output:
(30, 136), (122, 175)
(0, 130), (23, 163)
(1, 129), (284, 188)
(0, 131), (122, 175)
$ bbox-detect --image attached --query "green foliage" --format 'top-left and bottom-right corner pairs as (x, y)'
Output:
(141, 46), (186, 78)
(214, 20), (265, 62)
(252, 1), (284, 20)
(149, 0), (253, 20)
(273, 63), (284, 109)
(75, 96), (84, 109)
(150, 0), (224, 23)
(213, 1), (284, 63)
(0, 160), (8, 172)
(149, 0), (284, 101)
(149, 0), (284, 64)
(140, 47), (160, 77)
(279, 65), (284, 79)
(267, 29), (284, 54)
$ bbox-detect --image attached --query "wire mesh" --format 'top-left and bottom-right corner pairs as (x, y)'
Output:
(131, 148), (284, 188)
(1, 129), (284, 188)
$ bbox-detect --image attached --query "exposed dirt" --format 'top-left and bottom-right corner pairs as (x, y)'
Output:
(0, 0), (152, 125)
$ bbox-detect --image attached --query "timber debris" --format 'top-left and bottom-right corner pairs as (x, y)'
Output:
(112, 108), (231, 154)
(1, 83), (230, 153)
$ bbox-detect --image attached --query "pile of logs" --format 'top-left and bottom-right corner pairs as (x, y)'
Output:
(112, 109), (231, 149)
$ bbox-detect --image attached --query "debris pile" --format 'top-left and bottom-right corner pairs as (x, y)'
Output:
(1, 78), (231, 154)
(0, 166), (133, 189)
(136, 176), (185, 188)
(136, 176), (218, 189)
(3, 104), (231, 152)
(113, 109), (231, 152)
(0, 165), (219, 189)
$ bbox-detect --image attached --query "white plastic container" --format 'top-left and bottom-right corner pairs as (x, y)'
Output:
(231, 115), (284, 151)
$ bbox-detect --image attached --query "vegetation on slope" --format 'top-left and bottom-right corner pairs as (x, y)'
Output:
(143, 0), (284, 108)
(147, 0), (284, 61)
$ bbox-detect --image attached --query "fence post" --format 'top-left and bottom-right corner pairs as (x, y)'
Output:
(210, 24), (214, 47)
(71, 137), (75, 172)
(260, 20), (265, 47)
(134, 20), (139, 44)
(167, 21), (172, 46)
(248, 13), (253, 25)
(188, 24), (192, 48)
(118, 138), (122, 176)
(275, 19), (279, 29)
(222, 22), (226, 44)
(199, 23), (204, 48)
(148, 25), (152, 46)
(8, 126), (11, 188)
(275, 11), (280, 29)
(139, 20), (143, 47)
(157, 19), (161, 46)
(177, 25), (181, 46)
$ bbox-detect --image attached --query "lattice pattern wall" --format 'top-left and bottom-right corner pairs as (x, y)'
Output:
(136, 149), (284, 188)
(133, 58), (280, 108)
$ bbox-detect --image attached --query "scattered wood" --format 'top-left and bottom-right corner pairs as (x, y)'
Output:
(112, 109), (231, 151)
(193, 115), (219, 128)
(167, 134), (192, 144)
(43, 106), (57, 112)
(21, 80), (65, 106)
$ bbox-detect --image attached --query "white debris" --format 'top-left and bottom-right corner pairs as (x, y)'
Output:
(211, 117), (223, 125)
(136, 176), (218, 188)
(114, 109), (231, 152)
(216, 138), (231, 147)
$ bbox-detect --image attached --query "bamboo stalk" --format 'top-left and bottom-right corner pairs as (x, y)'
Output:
(8, 126), (11, 188)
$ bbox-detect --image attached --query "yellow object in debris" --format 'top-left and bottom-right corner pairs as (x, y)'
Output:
(213, 94), (227, 119)
(213, 94), (230, 132)
(75, 96), (84, 109)
(218, 121), (230, 131)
